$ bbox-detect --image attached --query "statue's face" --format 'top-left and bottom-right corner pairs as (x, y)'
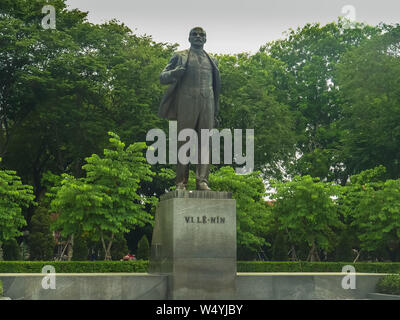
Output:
(189, 28), (206, 47)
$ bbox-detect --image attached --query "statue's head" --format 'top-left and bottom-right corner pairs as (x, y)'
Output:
(189, 27), (206, 48)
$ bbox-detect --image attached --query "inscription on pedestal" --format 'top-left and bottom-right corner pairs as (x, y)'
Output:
(184, 216), (226, 224)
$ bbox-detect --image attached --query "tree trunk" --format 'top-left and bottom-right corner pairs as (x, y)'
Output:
(353, 249), (361, 263)
(100, 231), (114, 261)
(58, 236), (70, 261)
(67, 234), (74, 261)
(289, 246), (298, 261)
(307, 241), (320, 262)
(106, 233), (114, 261)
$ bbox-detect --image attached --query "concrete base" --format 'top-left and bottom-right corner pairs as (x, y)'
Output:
(367, 292), (400, 300)
(236, 273), (385, 300)
(0, 273), (167, 300)
(149, 190), (237, 300)
(0, 273), (386, 300)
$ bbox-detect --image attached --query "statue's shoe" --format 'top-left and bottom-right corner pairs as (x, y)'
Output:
(176, 183), (186, 190)
(197, 182), (211, 191)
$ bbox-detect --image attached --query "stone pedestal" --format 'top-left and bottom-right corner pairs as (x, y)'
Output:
(149, 190), (236, 300)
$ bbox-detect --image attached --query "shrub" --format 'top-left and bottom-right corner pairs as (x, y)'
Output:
(28, 207), (55, 260)
(0, 261), (399, 274)
(237, 261), (400, 273)
(72, 234), (89, 261)
(2, 239), (21, 261)
(110, 234), (129, 261)
(0, 280), (3, 296)
(376, 274), (400, 295)
(136, 235), (150, 260)
(0, 261), (148, 273)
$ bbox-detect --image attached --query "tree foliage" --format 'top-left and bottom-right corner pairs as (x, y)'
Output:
(264, 20), (382, 182)
(270, 175), (342, 261)
(341, 166), (400, 258)
(48, 132), (156, 260)
(217, 53), (296, 178)
(337, 25), (400, 179)
(0, 0), (174, 225)
(0, 157), (35, 243)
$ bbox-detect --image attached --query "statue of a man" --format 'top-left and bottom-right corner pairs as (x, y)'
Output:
(158, 27), (221, 191)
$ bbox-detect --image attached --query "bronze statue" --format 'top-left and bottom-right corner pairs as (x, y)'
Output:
(159, 27), (221, 191)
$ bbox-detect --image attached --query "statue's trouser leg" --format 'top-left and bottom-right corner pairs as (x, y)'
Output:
(176, 154), (190, 187)
(176, 89), (214, 187)
(176, 91), (199, 187)
(195, 91), (214, 186)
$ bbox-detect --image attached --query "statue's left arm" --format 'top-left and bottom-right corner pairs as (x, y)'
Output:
(160, 53), (185, 85)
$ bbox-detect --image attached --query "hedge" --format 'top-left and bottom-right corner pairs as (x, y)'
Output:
(0, 261), (149, 273)
(376, 274), (400, 295)
(237, 261), (400, 273)
(0, 261), (400, 273)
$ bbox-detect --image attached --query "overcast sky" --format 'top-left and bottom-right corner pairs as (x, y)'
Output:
(65, 0), (400, 54)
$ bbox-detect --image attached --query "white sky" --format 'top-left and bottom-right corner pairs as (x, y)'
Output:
(65, 0), (400, 54)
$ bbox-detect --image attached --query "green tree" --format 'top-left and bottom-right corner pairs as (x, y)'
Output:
(341, 166), (400, 260)
(28, 206), (55, 260)
(337, 166), (387, 261)
(0, 0), (174, 225)
(0, 157), (35, 243)
(264, 20), (381, 182)
(336, 25), (400, 180)
(49, 132), (156, 260)
(270, 175), (342, 261)
(136, 235), (150, 260)
(217, 53), (296, 178)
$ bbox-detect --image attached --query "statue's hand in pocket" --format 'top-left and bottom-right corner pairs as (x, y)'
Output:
(172, 66), (186, 80)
